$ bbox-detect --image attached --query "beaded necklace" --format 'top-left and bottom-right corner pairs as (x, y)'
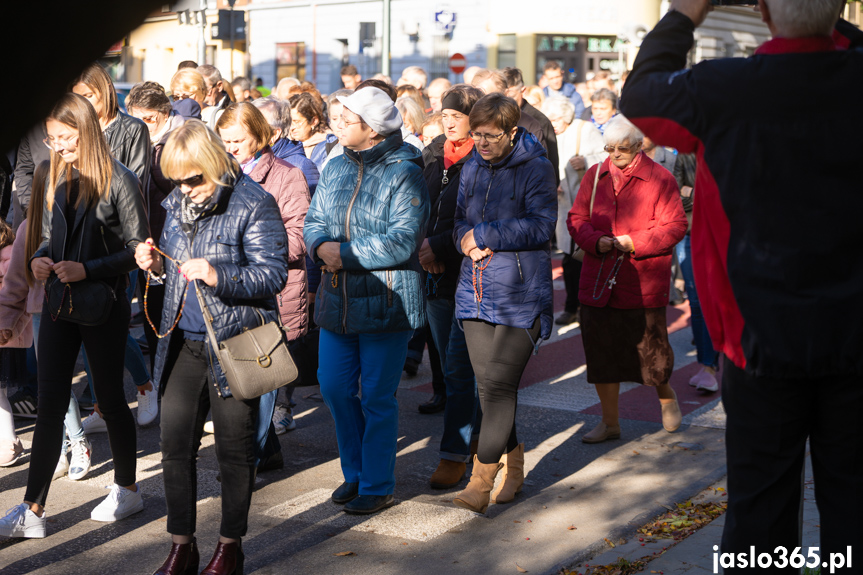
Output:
(144, 244), (190, 338)
(472, 253), (494, 303)
(591, 252), (626, 300)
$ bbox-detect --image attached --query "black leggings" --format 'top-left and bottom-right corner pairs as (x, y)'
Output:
(561, 253), (583, 314)
(26, 296), (136, 506)
(462, 318), (540, 464)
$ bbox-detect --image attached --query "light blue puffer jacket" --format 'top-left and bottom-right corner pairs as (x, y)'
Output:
(304, 131), (430, 334)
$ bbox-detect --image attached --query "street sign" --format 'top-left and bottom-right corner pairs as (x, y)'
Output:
(449, 53), (466, 74)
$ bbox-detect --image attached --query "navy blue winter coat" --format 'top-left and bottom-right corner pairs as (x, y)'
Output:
(453, 128), (557, 339)
(152, 171), (290, 398)
(304, 131), (430, 334)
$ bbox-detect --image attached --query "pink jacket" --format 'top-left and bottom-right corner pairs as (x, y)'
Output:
(249, 147), (311, 341)
(0, 222), (38, 348)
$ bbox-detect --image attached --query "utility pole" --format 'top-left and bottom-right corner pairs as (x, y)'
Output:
(228, 0), (236, 79)
(198, 0), (207, 64)
(382, 0), (391, 77)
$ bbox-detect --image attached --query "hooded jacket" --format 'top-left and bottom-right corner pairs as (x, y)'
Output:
(453, 128), (557, 340)
(152, 172), (289, 398)
(248, 146), (311, 341)
(304, 131), (430, 335)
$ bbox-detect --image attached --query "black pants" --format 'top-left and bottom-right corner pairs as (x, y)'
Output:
(561, 253), (582, 314)
(462, 318), (540, 464)
(160, 339), (259, 539)
(26, 297), (136, 505)
(721, 358), (863, 573)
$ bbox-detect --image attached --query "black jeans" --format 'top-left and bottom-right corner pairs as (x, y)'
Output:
(160, 338), (259, 539)
(462, 318), (540, 464)
(561, 253), (582, 314)
(26, 296), (136, 506)
(721, 358), (863, 573)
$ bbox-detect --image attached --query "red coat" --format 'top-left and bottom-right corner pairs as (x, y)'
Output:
(567, 154), (687, 309)
(249, 147), (311, 340)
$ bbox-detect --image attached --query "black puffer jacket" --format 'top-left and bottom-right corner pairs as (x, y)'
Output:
(104, 111), (151, 186)
(422, 135), (471, 301)
(34, 159), (149, 283)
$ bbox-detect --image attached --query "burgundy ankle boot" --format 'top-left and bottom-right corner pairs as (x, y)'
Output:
(200, 540), (244, 575)
(152, 538), (199, 575)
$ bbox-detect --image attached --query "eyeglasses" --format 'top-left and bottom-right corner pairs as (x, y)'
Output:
(338, 115), (363, 127)
(43, 135), (78, 151)
(169, 174), (205, 188)
(469, 131), (506, 143)
(604, 144), (639, 154)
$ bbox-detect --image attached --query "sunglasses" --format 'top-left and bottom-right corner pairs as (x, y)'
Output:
(604, 144), (639, 154)
(170, 174), (205, 188)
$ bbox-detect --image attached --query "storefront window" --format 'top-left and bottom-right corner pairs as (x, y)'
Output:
(498, 34), (516, 69)
(276, 42), (306, 82)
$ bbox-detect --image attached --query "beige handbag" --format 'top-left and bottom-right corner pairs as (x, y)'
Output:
(196, 283), (298, 401)
(572, 163), (601, 263)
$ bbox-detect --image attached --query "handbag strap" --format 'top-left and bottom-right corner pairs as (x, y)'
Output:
(194, 282), (222, 357)
(574, 119), (584, 157)
(590, 160), (600, 217)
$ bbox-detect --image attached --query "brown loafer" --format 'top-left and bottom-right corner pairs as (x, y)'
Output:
(581, 422), (621, 444)
(430, 459), (466, 489)
(661, 391), (682, 432)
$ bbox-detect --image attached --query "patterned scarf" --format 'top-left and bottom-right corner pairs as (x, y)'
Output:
(608, 151), (644, 195)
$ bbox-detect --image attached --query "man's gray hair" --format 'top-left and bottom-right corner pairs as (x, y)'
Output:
(253, 96), (291, 135)
(327, 89), (354, 110)
(764, 0), (843, 37)
(541, 96), (575, 125)
(400, 66), (428, 90)
(197, 64), (222, 89)
(591, 88), (619, 108)
(603, 116), (643, 147)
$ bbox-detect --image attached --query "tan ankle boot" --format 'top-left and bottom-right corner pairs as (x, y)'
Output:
(430, 459), (466, 489)
(491, 443), (524, 504)
(453, 455), (503, 513)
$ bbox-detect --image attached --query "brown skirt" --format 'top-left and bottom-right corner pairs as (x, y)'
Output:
(580, 305), (674, 386)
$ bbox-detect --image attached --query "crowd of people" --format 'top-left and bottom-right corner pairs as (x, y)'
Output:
(3, 0), (852, 567)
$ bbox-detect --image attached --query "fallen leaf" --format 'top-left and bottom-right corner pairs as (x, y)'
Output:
(542, 506), (547, 509)
(334, 551), (356, 557)
(633, 451), (640, 455)
(604, 538), (616, 548)
(567, 525), (577, 530)
(514, 520), (521, 523)
(516, 564), (528, 573)
(401, 542), (408, 545)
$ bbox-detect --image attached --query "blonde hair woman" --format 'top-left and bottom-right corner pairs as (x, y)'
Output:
(135, 119), (289, 575)
(0, 92), (148, 539)
(169, 67), (207, 108)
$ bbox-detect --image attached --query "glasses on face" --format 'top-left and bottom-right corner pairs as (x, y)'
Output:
(469, 131), (506, 144)
(43, 135), (78, 151)
(604, 144), (639, 154)
(338, 115), (363, 128)
(169, 174), (205, 188)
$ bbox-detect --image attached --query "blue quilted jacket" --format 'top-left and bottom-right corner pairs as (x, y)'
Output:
(152, 171), (290, 398)
(304, 131), (430, 334)
(453, 128), (558, 340)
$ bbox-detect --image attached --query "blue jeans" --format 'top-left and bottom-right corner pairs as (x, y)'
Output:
(426, 299), (479, 463)
(677, 235), (718, 368)
(318, 328), (411, 495)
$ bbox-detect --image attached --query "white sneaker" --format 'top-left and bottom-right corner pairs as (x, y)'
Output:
(272, 405), (296, 435)
(136, 386), (159, 427)
(68, 437), (92, 481)
(203, 420), (214, 434)
(0, 503), (46, 538)
(82, 412), (107, 434)
(53, 442), (70, 480)
(90, 484), (144, 522)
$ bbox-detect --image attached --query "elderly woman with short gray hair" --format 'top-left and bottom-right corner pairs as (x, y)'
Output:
(567, 116), (687, 444)
(541, 96), (606, 326)
(589, 88), (619, 135)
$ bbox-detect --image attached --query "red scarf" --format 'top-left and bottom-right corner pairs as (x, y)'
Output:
(444, 138), (474, 169)
(608, 151), (643, 195)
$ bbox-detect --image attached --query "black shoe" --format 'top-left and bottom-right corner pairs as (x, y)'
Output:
(9, 390), (37, 418)
(403, 357), (419, 376)
(418, 393), (446, 414)
(555, 310), (580, 326)
(332, 482), (359, 505)
(257, 450), (284, 473)
(343, 494), (395, 515)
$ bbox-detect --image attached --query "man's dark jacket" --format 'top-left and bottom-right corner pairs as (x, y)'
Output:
(620, 11), (863, 378)
(521, 100), (560, 185)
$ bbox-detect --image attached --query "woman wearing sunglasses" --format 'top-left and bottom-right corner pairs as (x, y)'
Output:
(567, 116), (688, 444)
(0, 92), (148, 538)
(135, 119), (289, 575)
(451, 93), (557, 513)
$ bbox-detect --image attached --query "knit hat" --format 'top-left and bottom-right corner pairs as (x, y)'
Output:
(337, 88), (403, 136)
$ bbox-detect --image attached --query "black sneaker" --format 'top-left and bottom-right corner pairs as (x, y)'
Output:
(9, 391), (37, 418)
(343, 494), (395, 515)
(403, 357), (420, 376)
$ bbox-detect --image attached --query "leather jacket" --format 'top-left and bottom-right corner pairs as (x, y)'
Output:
(33, 159), (149, 283)
(104, 111), (151, 186)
